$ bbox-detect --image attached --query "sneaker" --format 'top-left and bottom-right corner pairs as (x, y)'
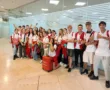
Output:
(15, 55), (19, 58)
(90, 75), (99, 80)
(88, 71), (94, 77)
(60, 62), (64, 66)
(79, 68), (83, 74)
(68, 68), (71, 72)
(64, 64), (67, 67)
(40, 60), (42, 64)
(65, 65), (69, 69)
(106, 81), (110, 88)
(81, 69), (88, 75)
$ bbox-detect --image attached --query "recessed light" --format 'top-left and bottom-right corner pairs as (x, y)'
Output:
(26, 12), (32, 15)
(50, 0), (59, 5)
(67, 10), (73, 13)
(41, 8), (48, 11)
(75, 2), (86, 6)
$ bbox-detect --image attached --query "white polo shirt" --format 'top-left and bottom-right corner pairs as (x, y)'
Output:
(94, 31), (110, 56)
(67, 32), (75, 49)
(48, 44), (57, 57)
(84, 32), (96, 52)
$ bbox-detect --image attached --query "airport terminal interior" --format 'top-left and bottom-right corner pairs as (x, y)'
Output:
(0, 0), (110, 90)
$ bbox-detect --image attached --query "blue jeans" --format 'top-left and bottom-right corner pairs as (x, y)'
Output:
(13, 45), (18, 56)
(32, 45), (38, 60)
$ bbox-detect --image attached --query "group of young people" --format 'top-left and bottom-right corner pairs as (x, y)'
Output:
(10, 21), (110, 88)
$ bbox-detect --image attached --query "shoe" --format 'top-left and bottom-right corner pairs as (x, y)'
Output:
(13, 55), (16, 60)
(90, 75), (99, 80)
(106, 81), (110, 88)
(81, 69), (88, 75)
(68, 68), (71, 72)
(65, 65), (69, 69)
(88, 71), (94, 77)
(60, 62), (64, 66)
(15, 55), (19, 58)
(80, 68), (83, 74)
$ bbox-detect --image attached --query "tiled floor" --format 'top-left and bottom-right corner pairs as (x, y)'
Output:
(0, 38), (109, 90)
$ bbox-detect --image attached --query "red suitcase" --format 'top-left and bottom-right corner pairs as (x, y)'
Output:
(42, 56), (53, 72)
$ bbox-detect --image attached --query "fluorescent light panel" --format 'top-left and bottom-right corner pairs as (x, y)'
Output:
(50, 0), (59, 5)
(26, 12), (32, 15)
(75, 2), (86, 6)
(41, 8), (48, 11)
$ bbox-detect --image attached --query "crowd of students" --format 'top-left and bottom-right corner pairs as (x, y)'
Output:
(10, 21), (110, 88)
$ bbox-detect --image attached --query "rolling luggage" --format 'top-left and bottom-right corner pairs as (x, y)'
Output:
(42, 56), (53, 72)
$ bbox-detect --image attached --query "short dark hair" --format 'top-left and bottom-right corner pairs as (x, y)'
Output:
(86, 22), (91, 26)
(22, 25), (25, 28)
(19, 26), (21, 28)
(99, 21), (106, 26)
(78, 24), (83, 27)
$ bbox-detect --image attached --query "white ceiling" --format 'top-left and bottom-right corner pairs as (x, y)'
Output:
(0, 0), (110, 17)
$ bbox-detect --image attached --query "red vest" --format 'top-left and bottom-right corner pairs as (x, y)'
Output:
(74, 32), (85, 50)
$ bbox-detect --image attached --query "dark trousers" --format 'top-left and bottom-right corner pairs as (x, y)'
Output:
(58, 49), (62, 63)
(19, 43), (26, 58)
(74, 49), (84, 68)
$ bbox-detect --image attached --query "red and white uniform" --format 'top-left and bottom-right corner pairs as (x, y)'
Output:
(83, 31), (96, 64)
(12, 33), (19, 45)
(74, 32), (85, 50)
(48, 44), (58, 67)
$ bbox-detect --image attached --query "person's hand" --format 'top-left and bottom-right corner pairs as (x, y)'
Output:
(85, 42), (90, 46)
(78, 40), (81, 44)
(98, 34), (103, 39)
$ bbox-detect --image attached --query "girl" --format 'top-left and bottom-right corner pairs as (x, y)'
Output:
(48, 29), (52, 39)
(48, 38), (60, 70)
(12, 29), (19, 60)
(57, 29), (63, 65)
(32, 30), (39, 60)
(27, 28), (34, 58)
(38, 32), (44, 63)
(61, 28), (68, 67)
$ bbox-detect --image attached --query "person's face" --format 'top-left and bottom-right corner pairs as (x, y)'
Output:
(15, 30), (18, 34)
(67, 26), (72, 32)
(34, 30), (37, 35)
(22, 29), (25, 34)
(50, 39), (53, 43)
(43, 32), (46, 37)
(99, 24), (106, 31)
(63, 29), (67, 34)
(30, 29), (33, 33)
(26, 26), (29, 29)
(86, 25), (91, 31)
(78, 26), (83, 32)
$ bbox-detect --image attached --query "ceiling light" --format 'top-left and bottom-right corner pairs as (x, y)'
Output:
(67, 10), (74, 13)
(1, 6), (4, 8)
(50, 0), (59, 5)
(41, 8), (48, 11)
(26, 12), (32, 15)
(99, 17), (105, 19)
(75, 2), (86, 6)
